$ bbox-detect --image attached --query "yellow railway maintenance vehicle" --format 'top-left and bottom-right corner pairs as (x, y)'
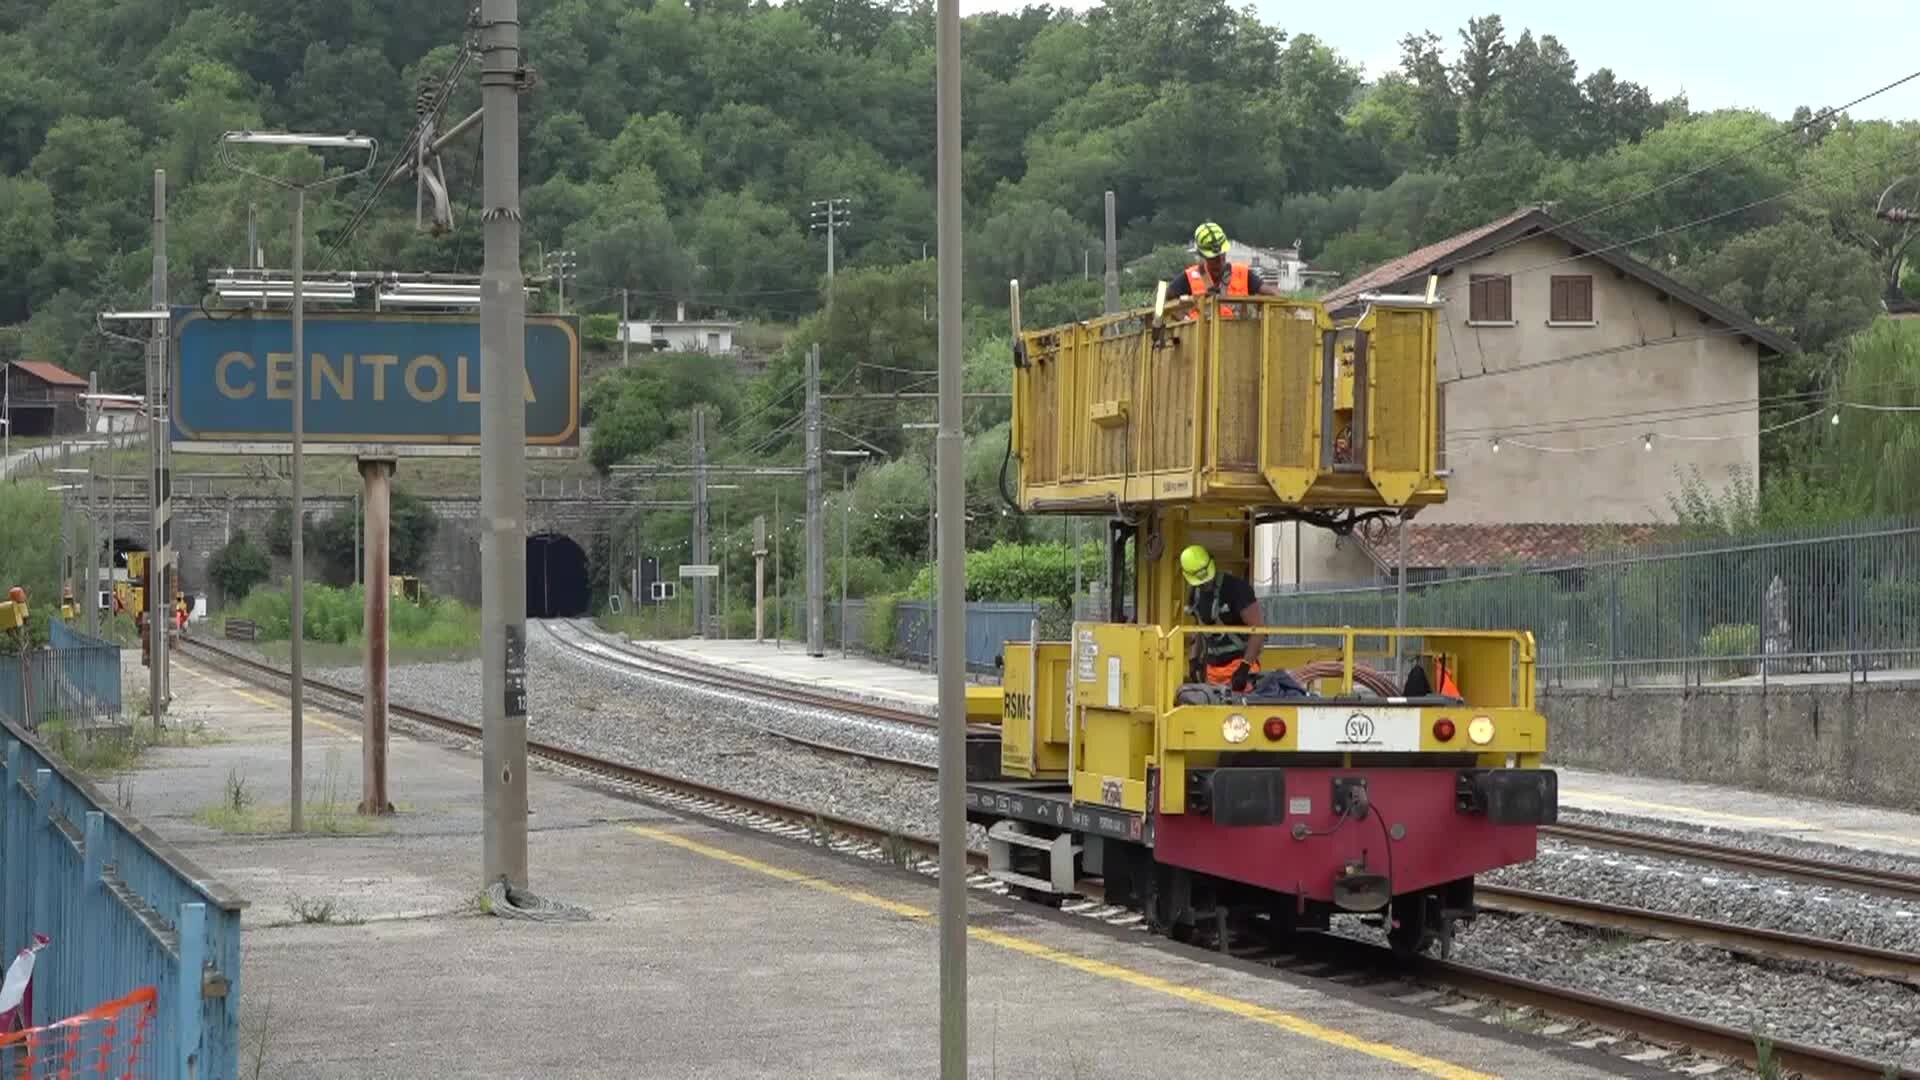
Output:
(965, 283), (1558, 956)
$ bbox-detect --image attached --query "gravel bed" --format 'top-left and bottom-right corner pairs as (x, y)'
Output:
(1481, 841), (1920, 955)
(1558, 805), (1920, 880)
(536, 620), (939, 766)
(318, 631), (978, 847)
(1443, 911), (1920, 1070)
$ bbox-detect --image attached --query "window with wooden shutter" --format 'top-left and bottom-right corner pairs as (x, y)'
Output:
(1469, 274), (1511, 323)
(1550, 275), (1593, 323)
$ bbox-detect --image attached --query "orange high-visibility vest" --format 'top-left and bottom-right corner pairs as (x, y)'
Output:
(1182, 262), (1251, 319)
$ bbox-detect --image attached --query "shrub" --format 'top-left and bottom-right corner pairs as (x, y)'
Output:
(1700, 623), (1759, 679)
(207, 532), (271, 603)
(906, 540), (1103, 603)
(228, 584), (478, 649)
(866, 594), (898, 654)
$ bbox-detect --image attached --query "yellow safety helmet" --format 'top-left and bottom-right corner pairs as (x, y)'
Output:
(1179, 544), (1217, 587)
(1194, 221), (1230, 259)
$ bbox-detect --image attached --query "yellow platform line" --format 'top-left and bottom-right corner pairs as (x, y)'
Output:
(625, 824), (1495, 1080)
(172, 657), (359, 739)
(1562, 788), (1920, 850)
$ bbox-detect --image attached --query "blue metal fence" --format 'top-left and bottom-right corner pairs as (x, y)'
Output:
(0, 726), (244, 1078)
(0, 621), (124, 731)
(892, 601), (1047, 673)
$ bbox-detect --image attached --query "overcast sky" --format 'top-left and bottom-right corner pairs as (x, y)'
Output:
(958, 1), (1919, 122)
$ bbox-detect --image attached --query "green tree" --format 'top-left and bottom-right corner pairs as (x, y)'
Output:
(207, 532), (271, 603)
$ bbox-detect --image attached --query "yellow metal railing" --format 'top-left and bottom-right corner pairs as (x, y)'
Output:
(1012, 295), (1447, 513)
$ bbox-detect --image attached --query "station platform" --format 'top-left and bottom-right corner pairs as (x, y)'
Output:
(132, 651), (1648, 1079)
(624, 633), (1920, 863)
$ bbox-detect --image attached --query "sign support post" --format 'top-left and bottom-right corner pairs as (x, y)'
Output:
(359, 457), (395, 816)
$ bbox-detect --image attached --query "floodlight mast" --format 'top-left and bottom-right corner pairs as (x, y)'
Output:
(219, 129), (379, 836)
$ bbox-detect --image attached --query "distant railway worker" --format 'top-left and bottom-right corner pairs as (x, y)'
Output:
(1164, 221), (1278, 319)
(1179, 544), (1266, 689)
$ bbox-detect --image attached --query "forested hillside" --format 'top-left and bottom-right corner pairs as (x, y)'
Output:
(3, 0), (1918, 551)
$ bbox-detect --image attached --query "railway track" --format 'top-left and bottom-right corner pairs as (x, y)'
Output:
(174, 635), (1917, 1079)
(559, 623), (1920, 901)
(547, 621), (1920, 984)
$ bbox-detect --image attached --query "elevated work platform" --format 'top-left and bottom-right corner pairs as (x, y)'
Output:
(1012, 294), (1445, 514)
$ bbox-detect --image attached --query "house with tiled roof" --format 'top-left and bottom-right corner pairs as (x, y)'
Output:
(1257, 205), (1792, 587)
(2, 360), (89, 438)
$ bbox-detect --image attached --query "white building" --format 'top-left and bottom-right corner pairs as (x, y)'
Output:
(620, 301), (738, 354)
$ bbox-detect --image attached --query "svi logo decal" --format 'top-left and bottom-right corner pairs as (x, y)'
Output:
(1342, 712), (1377, 744)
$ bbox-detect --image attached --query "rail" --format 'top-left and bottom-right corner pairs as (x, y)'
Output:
(178, 635), (1916, 1078)
(0, 722), (245, 1080)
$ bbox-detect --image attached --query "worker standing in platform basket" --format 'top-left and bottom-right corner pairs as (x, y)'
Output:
(1180, 544), (1265, 690)
(1164, 221), (1279, 318)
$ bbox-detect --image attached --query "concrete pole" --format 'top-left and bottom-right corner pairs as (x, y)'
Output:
(773, 488), (781, 645)
(480, 0), (530, 889)
(934, 0), (967, 1071)
(288, 184), (307, 833)
(691, 406), (709, 635)
(149, 169), (170, 728)
(85, 374), (99, 637)
(805, 344), (824, 656)
(1104, 190), (1120, 315)
(353, 488), (361, 586)
(359, 458), (394, 815)
(840, 466), (850, 657)
(621, 287), (630, 368)
(58, 440), (70, 612)
(753, 515), (767, 641)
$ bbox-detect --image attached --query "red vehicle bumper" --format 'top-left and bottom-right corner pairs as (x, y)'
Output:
(1151, 766), (1554, 902)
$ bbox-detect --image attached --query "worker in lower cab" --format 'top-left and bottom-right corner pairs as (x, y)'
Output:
(1180, 544), (1266, 689)
(1165, 221), (1278, 319)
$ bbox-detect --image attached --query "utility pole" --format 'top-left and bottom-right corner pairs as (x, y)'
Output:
(691, 406), (709, 635)
(479, 0), (530, 889)
(828, 449), (870, 656)
(85, 377), (100, 637)
(753, 514), (767, 641)
(1104, 190), (1120, 315)
(805, 345), (825, 657)
(57, 439), (70, 607)
(934, 0), (968, 1070)
(544, 248), (577, 313)
(149, 169), (171, 727)
(621, 287), (631, 368)
(809, 197), (851, 300)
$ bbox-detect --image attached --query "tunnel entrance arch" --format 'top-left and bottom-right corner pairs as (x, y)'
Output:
(527, 533), (590, 618)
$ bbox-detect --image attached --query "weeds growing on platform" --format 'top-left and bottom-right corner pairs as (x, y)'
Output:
(192, 752), (396, 836)
(38, 716), (204, 777)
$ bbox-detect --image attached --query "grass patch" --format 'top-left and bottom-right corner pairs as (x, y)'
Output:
(227, 583), (481, 655)
(193, 800), (393, 836)
(192, 753), (401, 836)
(38, 716), (206, 777)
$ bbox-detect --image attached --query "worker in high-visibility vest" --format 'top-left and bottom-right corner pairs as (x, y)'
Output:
(1164, 221), (1279, 319)
(1180, 544), (1266, 689)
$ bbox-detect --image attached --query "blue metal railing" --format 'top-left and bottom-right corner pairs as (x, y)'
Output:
(0, 725), (244, 1078)
(0, 621), (123, 730)
(891, 601), (1046, 673)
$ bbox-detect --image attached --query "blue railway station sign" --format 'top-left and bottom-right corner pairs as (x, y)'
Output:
(170, 308), (580, 454)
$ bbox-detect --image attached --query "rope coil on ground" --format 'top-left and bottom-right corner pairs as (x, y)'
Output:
(486, 881), (593, 922)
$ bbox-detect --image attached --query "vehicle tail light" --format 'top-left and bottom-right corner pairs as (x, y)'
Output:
(1263, 717), (1287, 741)
(1432, 718), (1456, 742)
